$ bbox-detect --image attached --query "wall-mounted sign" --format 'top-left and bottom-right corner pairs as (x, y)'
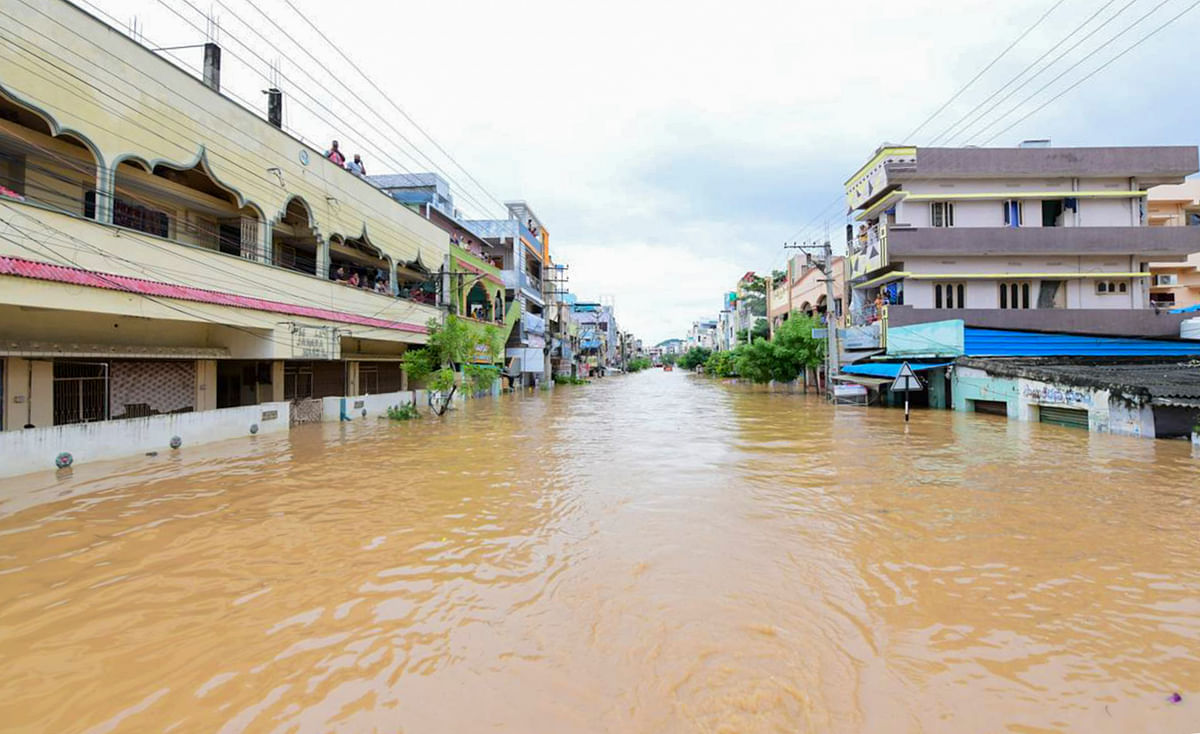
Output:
(299, 149), (310, 166)
(290, 325), (340, 360)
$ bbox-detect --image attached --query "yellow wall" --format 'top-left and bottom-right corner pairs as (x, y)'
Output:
(0, 207), (439, 353)
(2, 0), (448, 272)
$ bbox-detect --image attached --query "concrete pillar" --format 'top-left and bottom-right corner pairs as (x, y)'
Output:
(316, 239), (331, 280)
(388, 257), (399, 297)
(202, 42), (221, 92)
(195, 360), (218, 412)
(346, 361), (360, 396)
(270, 360), (285, 402)
(3, 358), (52, 429)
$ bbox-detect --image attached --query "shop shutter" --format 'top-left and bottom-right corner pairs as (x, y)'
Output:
(1038, 406), (1089, 429)
(973, 400), (1008, 416)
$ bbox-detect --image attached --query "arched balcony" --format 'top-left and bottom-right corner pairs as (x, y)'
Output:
(0, 91), (101, 218)
(329, 232), (393, 295)
(272, 197), (320, 276)
(110, 157), (262, 258)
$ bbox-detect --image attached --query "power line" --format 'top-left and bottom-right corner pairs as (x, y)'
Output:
(0, 18), (450, 256)
(927, 0), (1126, 146)
(905, 0), (1067, 142)
(151, 0), (502, 221)
(981, 0), (1200, 144)
(276, 0), (509, 215)
(165, 0), (505, 221)
(957, 0), (1162, 145)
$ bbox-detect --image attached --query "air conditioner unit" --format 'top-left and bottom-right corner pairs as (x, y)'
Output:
(1155, 274), (1179, 286)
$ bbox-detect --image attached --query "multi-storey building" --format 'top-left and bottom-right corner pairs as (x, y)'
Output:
(463, 202), (551, 388)
(844, 143), (1200, 345)
(767, 254), (847, 335)
(1147, 180), (1200, 309)
(372, 172), (518, 379)
(0, 1), (447, 474)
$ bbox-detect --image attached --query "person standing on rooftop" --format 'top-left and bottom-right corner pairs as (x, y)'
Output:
(347, 154), (366, 176)
(325, 140), (345, 166)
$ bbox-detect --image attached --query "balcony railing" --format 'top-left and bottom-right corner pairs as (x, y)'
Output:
(450, 243), (501, 279)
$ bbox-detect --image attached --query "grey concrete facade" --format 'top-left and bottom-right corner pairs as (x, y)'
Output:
(887, 305), (1193, 338)
(886, 225), (1200, 258)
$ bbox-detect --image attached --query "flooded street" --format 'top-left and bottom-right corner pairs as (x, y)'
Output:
(1, 370), (1198, 733)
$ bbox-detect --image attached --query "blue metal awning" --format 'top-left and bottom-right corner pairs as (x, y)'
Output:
(840, 361), (953, 378)
(964, 328), (1200, 357)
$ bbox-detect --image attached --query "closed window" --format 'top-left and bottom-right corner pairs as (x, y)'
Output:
(1095, 280), (1129, 295)
(934, 282), (965, 309)
(1002, 200), (1023, 227)
(999, 281), (1031, 309)
(930, 201), (954, 228)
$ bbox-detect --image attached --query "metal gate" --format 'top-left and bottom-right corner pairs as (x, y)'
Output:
(53, 361), (109, 425)
(290, 397), (323, 425)
(1038, 405), (1089, 430)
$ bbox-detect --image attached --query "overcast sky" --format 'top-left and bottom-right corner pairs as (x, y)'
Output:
(89, 0), (1200, 343)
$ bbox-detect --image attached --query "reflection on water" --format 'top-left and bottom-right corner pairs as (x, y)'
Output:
(0, 371), (1197, 732)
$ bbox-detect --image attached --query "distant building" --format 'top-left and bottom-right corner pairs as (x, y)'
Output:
(1147, 180), (1200, 309)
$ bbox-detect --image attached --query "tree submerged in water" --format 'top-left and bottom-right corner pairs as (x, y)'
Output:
(735, 313), (825, 384)
(402, 316), (504, 415)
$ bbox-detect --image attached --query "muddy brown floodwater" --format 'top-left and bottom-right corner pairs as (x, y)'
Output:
(1, 370), (1199, 732)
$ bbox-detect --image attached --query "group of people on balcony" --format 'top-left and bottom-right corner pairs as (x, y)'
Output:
(332, 265), (390, 294)
(450, 232), (486, 258)
(325, 140), (367, 177)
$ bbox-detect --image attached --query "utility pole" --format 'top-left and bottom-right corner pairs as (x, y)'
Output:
(783, 240), (840, 397)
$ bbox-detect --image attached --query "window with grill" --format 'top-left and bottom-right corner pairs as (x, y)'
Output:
(934, 283), (966, 309)
(53, 361), (109, 426)
(1096, 280), (1128, 295)
(358, 365), (379, 395)
(930, 202), (954, 228)
(999, 282), (1031, 309)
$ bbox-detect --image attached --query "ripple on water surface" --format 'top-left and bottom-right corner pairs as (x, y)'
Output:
(0, 371), (1197, 733)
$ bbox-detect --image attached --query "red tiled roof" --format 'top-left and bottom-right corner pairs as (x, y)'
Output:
(0, 256), (428, 334)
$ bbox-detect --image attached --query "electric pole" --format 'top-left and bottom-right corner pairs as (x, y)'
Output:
(783, 240), (840, 397)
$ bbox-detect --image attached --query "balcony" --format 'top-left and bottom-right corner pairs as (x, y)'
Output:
(886, 225), (1200, 258)
(520, 223), (545, 256)
(0, 202), (441, 351)
(887, 304), (1193, 338)
(450, 243), (502, 280)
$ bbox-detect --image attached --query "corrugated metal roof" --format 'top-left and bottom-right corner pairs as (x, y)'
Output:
(962, 359), (1200, 400)
(964, 328), (1200, 357)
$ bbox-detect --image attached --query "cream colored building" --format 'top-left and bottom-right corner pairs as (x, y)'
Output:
(0, 0), (448, 472)
(1148, 180), (1200, 309)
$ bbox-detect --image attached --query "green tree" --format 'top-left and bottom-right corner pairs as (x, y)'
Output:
(402, 316), (504, 415)
(678, 347), (712, 370)
(704, 349), (740, 377)
(661, 353), (678, 366)
(627, 357), (652, 372)
(734, 313), (825, 384)
(751, 317), (770, 341)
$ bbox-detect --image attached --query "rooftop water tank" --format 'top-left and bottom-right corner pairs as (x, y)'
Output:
(1182, 317), (1200, 340)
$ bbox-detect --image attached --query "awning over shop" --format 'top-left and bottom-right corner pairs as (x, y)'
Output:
(837, 375), (892, 389)
(840, 361), (953, 378)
